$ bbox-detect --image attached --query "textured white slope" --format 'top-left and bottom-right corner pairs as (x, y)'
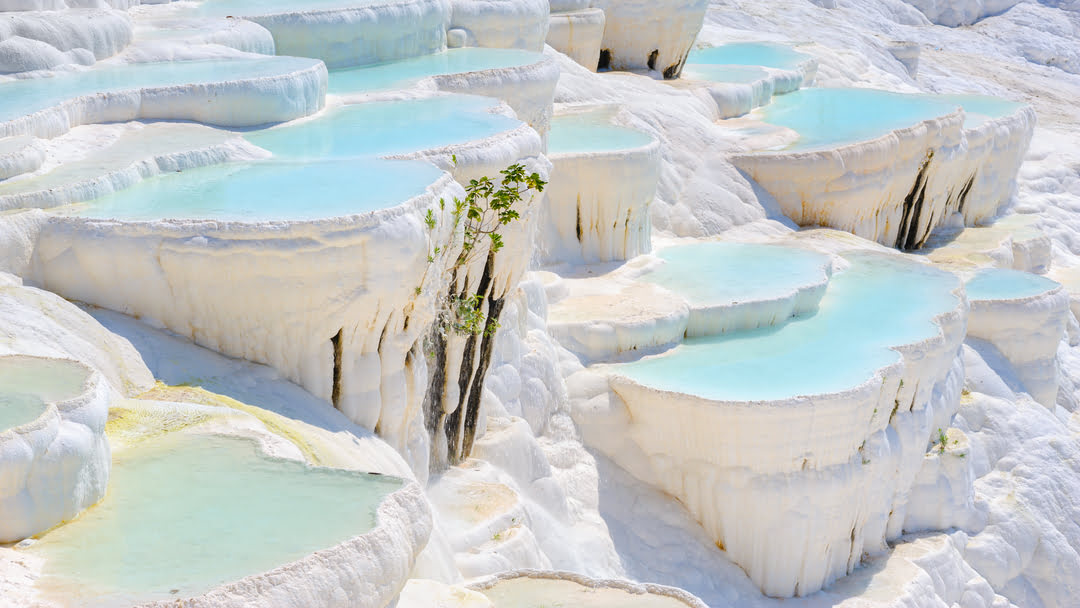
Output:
(0, 10), (132, 74)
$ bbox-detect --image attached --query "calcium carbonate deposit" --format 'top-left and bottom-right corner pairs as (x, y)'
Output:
(2, 0), (1080, 607)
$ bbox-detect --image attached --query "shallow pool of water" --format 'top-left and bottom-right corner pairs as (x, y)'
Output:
(640, 242), (830, 307)
(687, 42), (811, 70)
(328, 48), (543, 94)
(614, 253), (961, 401)
(479, 577), (694, 608)
(0, 357), (88, 432)
(758, 88), (960, 151)
(0, 57), (321, 124)
(680, 64), (771, 84)
(965, 268), (1060, 301)
(68, 157), (442, 221)
(548, 110), (654, 154)
(247, 96), (523, 159)
(27, 432), (402, 607)
(932, 94), (1025, 128)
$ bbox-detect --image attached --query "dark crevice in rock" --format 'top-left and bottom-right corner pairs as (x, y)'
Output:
(663, 50), (690, 79)
(955, 172), (976, 216)
(896, 150), (934, 250)
(647, 49), (659, 71)
(598, 49), (611, 70)
(575, 197), (583, 242)
(462, 296), (504, 459)
(330, 328), (343, 409)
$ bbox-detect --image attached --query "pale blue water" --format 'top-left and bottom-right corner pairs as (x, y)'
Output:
(686, 43), (811, 70)
(329, 48), (543, 94)
(0, 357), (88, 432)
(640, 242), (831, 307)
(615, 253), (961, 401)
(27, 432), (403, 607)
(70, 158), (441, 221)
(548, 111), (654, 154)
(759, 88), (961, 151)
(932, 94), (1025, 128)
(247, 96), (523, 158)
(680, 64), (770, 84)
(196, 0), (383, 17)
(0, 58), (321, 124)
(965, 268), (1060, 301)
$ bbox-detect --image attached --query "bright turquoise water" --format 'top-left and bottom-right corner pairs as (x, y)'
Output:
(640, 242), (831, 307)
(0, 58), (321, 124)
(548, 111), (653, 154)
(247, 96), (523, 159)
(196, 0), (383, 17)
(70, 157), (441, 221)
(759, 88), (960, 151)
(680, 64), (770, 84)
(932, 94), (1025, 128)
(329, 48), (543, 94)
(965, 268), (1060, 301)
(615, 254), (961, 401)
(0, 357), (88, 432)
(686, 43), (811, 70)
(27, 432), (403, 607)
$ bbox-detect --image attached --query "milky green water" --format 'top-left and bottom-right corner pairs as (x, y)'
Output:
(329, 48), (543, 94)
(0, 357), (88, 432)
(196, 0), (384, 17)
(686, 42), (812, 70)
(0, 57), (321, 124)
(479, 578), (694, 608)
(615, 253), (961, 401)
(932, 94), (1025, 128)
(640, 242), (831, 307)
(759, 88), (961, 151)
(247, 96), (523, 158)
(548, 111), (654, 154)
(965, 268), (1060, 301)
(26, 432), (402, 607)
(681, 64), (770, 84)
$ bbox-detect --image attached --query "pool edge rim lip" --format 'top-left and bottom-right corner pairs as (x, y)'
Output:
(214, 0), (442, 21)
(546, 134), (659, 161)
(0, 355), (96, 438)
(966, 278), (1065, 306)
(602, 254), (968, 408)
(466, 568), (710, 608)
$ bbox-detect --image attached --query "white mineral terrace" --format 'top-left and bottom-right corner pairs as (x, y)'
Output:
(2, 1), (1079, 607)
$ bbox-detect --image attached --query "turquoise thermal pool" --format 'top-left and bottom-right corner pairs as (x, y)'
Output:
(640, 242), (831, 308)
(680, 64), (771, 84)
(72, 96), (526, 221)
(548, 110), (654, 154)
(613, 254), (961, 401)
(328, 48), (544, 94)
(932, 93), (1026, 128)
(0, 57), (321, 124)
(478, 577), (694, 608)
(965, 268), (1061, 301)
(247, 96), (523, 158)
(758, 88), (961, 151)
(69, 158), (442, 221)
(686, 42), (812, 70)
(26, 432), (403, 607)
(0, 357), (88, 432)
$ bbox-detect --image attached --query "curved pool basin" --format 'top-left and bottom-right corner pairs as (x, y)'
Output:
(758, 88), (961, 151)
(27, 432), (403, 607)
(932, 93), (1026, 128)
(477, 576), (700, 608)
(195, 0), (386, 17)
(548, 110), (654, 155)
(680, 63), (771, 84)
(965, 267), (1061, 302)
(0, 356), (89, 432)
(614, 253), (961, 401)
(686, 42), (812, 70)
(329, 48), (545, 95)
(0, 57), (322, 124)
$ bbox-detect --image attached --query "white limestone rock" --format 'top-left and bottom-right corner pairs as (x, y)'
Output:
(591, 0), (708, 78)
(546, 8), (604, 71)
(449, 0), (549, 52)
